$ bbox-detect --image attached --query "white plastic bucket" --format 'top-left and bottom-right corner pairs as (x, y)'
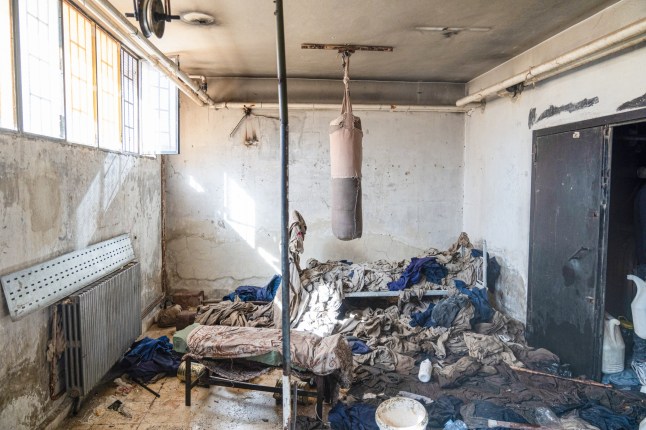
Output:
(375, 397), (428, 430)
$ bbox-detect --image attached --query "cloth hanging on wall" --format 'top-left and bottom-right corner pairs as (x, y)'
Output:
(330, 53), (363, 240)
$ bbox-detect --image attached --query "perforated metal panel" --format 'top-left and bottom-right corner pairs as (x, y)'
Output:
(1, 235), (135, 321)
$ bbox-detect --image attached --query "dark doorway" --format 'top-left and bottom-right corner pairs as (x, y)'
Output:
(605, 122), (646, 322)
(528, 108), (646, 380)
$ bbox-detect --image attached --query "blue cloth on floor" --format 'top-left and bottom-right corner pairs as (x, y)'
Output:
(578, 403), (635, 430)
(388, 257), (446, 291)
(119, 336), (182, 382)
(329, 402), (379, 430)
(348, 339), (372, 355)
(223, 275), (282, 302)
(444, 420), (468, 430)
(602, 369), (641, 388)
(554, 402), (637, 430)
(454, 280), (494, 326)
(410, 302), (436, 328)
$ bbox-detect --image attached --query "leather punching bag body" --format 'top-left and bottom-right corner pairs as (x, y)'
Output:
(329, 54), (362, 240)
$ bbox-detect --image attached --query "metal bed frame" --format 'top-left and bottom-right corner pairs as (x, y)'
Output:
(183, 356), (336, 421)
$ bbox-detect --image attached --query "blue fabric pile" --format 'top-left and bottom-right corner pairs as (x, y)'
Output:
(119, 336), (182, 382)
(410, 302), (436, 328)
(601, 369), (641, 388)
(347, 339), (371, 355)
(410, 280), (494, 329)
(329, 402), (379, 430)
(554, 402), (637, 430)
(388, 257), (447, 291)
(223, 275), (282, 302)
(454, 280), (494, 326)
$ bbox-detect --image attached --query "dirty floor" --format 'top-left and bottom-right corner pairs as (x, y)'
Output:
(60, 326), (329, 430)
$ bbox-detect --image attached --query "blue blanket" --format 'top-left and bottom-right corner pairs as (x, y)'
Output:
(223, 275), (282, 302)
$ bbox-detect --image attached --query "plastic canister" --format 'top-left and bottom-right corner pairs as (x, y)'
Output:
(418, 359), (432, 383)
(627, 275), (646, 339)
(602, 317), (625, 374)
(640, 417), (646, 430)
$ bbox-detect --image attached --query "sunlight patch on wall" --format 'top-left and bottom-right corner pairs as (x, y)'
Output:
(223, 172), (256, 248)
(188, 175), (205, 193)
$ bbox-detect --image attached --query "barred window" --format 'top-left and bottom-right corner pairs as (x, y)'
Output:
(0, 0), (16, 130)
(141, 61), (178, 154)
(62, 2), (96, 146)
(96, 28), (120, 151)
(121, 49), (139, 153)
(18, 0), (65, 137)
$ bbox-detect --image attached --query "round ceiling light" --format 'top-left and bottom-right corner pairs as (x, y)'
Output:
(180, 12), (216, 26)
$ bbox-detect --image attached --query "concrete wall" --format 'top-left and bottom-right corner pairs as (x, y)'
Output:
(165, 101), (465, 297)
(0, 133), (162, 429)
(463, 1), (646, 322)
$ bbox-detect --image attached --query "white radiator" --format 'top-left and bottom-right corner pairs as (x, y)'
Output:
(60, 262), (141, 397)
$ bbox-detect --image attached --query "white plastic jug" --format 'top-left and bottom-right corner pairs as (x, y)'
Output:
(627, 275), (646, 339)
(602, 317), (625, 374)
(418, 359), (432, 383)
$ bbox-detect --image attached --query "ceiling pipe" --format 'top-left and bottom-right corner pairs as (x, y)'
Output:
(189, 75), (208, 92)
(457, 18), (646, 107)
(79, 0), (215, 107)
(524, 33), (646, 86)
(211, 102), (471, 113)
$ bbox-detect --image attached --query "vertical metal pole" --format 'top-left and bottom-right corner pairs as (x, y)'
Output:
(483, 240), (488, 291)
(274, 0), (291, 428)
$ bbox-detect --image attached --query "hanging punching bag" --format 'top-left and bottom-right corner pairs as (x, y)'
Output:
(329, 54), (362, 240)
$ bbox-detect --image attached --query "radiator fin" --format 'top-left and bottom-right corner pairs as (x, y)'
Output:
(61, 262), (141, 397)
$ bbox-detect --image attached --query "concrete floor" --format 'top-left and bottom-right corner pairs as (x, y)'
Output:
(60, 326), (329, 430)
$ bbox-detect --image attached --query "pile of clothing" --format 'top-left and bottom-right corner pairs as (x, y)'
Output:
(119, 336), (182, 382)
(188, 212), (645, 429)
(301, 232), (500, 295)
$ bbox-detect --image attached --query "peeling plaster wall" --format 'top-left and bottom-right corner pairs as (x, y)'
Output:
(0, 133), (162, 429)
(463, 40), (646, 321)
(165, 102), (464, 297)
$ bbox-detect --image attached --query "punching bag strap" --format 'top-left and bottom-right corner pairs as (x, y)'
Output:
(341, 52), (354, 129)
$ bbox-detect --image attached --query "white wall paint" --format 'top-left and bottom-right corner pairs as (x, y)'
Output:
(0, 133), (162, 429)
(165, 104), (465, 297)
(464, 45), (646, 322)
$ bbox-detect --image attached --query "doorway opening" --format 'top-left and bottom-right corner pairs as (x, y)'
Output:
(605, 121), (646, 327)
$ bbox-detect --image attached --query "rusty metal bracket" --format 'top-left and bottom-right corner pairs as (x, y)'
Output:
(301, 43), (394, 53)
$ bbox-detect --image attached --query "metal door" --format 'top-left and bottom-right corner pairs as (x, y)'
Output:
(527, 126), (608, 379)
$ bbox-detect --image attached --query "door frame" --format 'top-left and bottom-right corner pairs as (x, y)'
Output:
(528, 107), (646, 379)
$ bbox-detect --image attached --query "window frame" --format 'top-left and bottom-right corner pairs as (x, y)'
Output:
(2, 0), (183, 157)
(120, 46), (140, 154)
(16, 0), (66, 139)
(96, 27), (122, 152)
(62, 1), (98, 147)
(141, 60), (180, 155)
(0, 0), (17, 131)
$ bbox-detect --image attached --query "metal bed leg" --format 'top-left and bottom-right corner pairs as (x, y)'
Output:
(185, 357), (191, 406)
(316, 376), (324, 421)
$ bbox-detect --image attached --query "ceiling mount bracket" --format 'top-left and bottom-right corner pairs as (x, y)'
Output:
(301, 43), (394, 53)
